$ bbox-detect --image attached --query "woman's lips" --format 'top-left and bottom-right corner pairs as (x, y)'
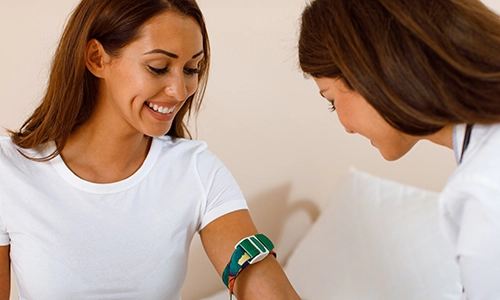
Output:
(146, 101), (176, 115)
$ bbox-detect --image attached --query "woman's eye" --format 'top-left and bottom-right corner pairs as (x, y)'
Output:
(148, 65), (199, 76)
(148, 66), (168, 75)
(184, 67), (200, 76)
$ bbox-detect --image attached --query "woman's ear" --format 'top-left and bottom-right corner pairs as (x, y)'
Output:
(86, 39), (108, 78)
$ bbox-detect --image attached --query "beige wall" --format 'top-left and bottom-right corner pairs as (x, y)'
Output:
(1, 0), (499, 299)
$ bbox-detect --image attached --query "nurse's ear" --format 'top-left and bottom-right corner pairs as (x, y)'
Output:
(85, 38), (110, 78)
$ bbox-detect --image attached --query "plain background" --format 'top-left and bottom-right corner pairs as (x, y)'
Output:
(1, 0), (498, 299)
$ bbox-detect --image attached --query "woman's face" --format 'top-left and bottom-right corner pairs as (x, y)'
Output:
(313, 77), (418, 161)
(96, 10), (204, 137)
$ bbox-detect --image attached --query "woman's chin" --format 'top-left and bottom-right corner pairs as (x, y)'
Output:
(142, 127), (172, 138)
(378, 147), (412, 161)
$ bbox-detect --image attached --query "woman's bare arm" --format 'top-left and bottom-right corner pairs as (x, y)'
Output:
(200, 210), (300, 299)
(0, 246), (10, 300)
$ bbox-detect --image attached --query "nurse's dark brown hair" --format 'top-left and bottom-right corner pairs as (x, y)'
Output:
(9, 0), (210, 159)
(299, 0), (500, 135)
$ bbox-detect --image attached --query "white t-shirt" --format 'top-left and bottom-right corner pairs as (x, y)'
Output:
(440, 123), (500, 300)
(0, 135), (248, 300)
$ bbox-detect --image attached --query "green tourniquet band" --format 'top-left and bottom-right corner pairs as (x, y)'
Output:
(222, 246), (247, 287)
(222, 234), (276, 298)
(239, 237), (263, 258)
(253, 234), (273, 251)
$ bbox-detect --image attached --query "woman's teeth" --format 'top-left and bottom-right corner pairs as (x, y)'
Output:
(147, 102), (175, 114)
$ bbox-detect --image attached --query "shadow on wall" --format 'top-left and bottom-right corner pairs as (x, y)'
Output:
(181, 184), (320, 300)
(248, 190), (321, 265)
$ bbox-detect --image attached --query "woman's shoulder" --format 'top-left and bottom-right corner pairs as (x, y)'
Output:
(153, 135), (218, 161)
(458, 123), (500, 165)
(154, 135), (208, 151)
(152, 136), (228, 168)
(0, 136), (31, 176)
(0, 135), (13, 145)
(446, 124), (500, 191)
(0, 135), (19, 158)
(0, 135), (53, 161)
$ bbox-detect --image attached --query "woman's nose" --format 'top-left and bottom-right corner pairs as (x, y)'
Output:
(164, 73), (188, 101)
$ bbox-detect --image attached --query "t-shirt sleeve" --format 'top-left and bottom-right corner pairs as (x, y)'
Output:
(0, 201), (10, 245)
(457, 200), (500, 299)
(441, 178), (500, 299)
(196, 149), (248, 231)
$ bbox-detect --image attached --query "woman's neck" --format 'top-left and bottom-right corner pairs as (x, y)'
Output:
(425, 124), (454, 149)
(60, 122), (152, 184)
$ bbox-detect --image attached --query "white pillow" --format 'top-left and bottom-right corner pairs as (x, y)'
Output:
(283, 167), (461, 300)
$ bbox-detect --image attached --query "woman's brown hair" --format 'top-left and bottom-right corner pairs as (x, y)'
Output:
(9, 0), (210, 159)
(299, 0), (500, 135)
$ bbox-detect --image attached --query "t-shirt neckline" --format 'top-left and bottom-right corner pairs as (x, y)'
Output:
(49, 137), (161, 194)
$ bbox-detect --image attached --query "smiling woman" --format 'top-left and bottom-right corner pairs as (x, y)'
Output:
(0, 0), (299, 299)
(81, 10), (204, 143)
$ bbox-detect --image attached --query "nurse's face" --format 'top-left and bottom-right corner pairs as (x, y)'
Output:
(313, 77), (418, 161)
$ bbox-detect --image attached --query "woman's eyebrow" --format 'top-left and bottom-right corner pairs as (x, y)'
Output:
(191, 50), (204, 58)
(144, 49), (204, 59)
